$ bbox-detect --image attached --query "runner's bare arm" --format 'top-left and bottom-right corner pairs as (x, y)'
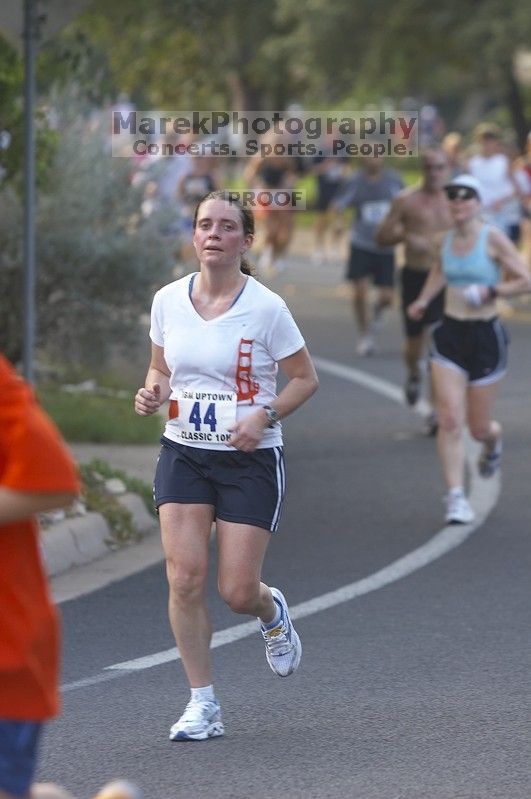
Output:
(272, 347), (319, 418)
(134, 343), (171, 416)
(488, 227), (531, 298)
(375, 195), (405, 247)
(242, 154), (261, 187)
(407, 248), (447, 320)
(0, 487), (77, 525)
(228, 347), (318, 453)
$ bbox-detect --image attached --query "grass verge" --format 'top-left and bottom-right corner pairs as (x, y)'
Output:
(37, 387), (163, 444)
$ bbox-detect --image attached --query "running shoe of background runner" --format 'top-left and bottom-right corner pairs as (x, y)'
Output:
(169, 698), (224, 741)
(370, 302), (387, 333)
(445, 492), (475, 525)
(404, 374), (420, 405)
(260, 587), (302, 677)
(356, 334), (375, 357)
(423, 410), (439, 437)
(478, 437), (502, 477)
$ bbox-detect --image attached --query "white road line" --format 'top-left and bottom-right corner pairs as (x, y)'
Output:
(62, 356), (499, 692)
(312, 356), (432, 417)
(313, 356), (406, 406)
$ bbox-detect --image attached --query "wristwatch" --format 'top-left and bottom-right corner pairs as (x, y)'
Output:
(263, 405), (280, 428)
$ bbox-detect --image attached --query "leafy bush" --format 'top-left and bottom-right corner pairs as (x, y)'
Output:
(0, 102), (176, 366)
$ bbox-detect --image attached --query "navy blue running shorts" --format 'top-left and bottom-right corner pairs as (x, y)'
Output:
(430, 315), (509, 385)
(0, 720), (42, 798)
(154, 437), (286, 532)
(346, 245), (395, 287)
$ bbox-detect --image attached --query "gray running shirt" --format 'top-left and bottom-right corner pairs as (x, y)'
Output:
(335, 169), (404, 253)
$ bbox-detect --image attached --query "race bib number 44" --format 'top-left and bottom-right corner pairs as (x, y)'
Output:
(174, 388), (237, 444)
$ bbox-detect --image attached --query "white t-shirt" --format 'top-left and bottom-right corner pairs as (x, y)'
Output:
(150, 274), (305, 450)
(468, 154), (520, 227)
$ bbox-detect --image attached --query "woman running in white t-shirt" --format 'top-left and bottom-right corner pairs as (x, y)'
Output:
(134, 190), (318, 742)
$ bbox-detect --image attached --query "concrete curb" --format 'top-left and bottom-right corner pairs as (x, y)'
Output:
(41, 492), (158, 578)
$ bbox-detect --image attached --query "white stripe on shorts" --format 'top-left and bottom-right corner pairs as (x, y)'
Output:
(470, 317), (508, 386)
(271, 447), (285, 532)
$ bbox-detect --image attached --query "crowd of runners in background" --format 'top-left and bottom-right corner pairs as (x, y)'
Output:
(128, 119), (531, 280)
(128, 118), (531, 365)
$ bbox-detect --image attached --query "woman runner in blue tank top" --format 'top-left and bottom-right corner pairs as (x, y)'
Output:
(407, 175), (530, 525)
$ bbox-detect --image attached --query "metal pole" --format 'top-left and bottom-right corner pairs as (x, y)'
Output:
(22, 0), (37, 382)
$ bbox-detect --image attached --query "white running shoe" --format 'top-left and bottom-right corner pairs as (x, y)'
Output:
(356, 335), (375, 357)
(169, 698), (224, 742)
(370, 303), (386, 333)
(260, 587), (302, 677)
(445, 493), (475, 525)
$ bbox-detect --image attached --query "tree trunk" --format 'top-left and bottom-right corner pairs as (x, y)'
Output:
(503, 63), (529, 152)
(226, 71), (263, 111)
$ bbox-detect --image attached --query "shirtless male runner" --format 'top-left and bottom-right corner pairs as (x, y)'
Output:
(376, 149), (452, 431)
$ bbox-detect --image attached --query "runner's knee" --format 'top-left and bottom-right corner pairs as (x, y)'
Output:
(378, 288), (394, 306)
(167, 560), (207, 605)
(468, 420), (491, 442)
(218, 578), (260, 615)
(438, 408), (464, 435)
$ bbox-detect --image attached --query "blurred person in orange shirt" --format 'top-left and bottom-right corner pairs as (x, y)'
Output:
(0, 355), (79, 799)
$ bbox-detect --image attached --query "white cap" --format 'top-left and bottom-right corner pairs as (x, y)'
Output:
(444, 174), (484, 204)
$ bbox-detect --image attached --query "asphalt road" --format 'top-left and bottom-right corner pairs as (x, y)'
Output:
(39, 254), (531, 799)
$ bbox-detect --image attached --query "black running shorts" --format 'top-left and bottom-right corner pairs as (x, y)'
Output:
(401, 266), (445, 338)
(429, 315), (509, 385)
(346, 245), (395, 287)
(154, 437), (286, 532)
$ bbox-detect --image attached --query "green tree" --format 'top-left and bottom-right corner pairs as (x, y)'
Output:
(368, 0), (531, 147)
(277, 0), (531, 146)
(0, 40), (60, 185)
(70, 0), (300, 110)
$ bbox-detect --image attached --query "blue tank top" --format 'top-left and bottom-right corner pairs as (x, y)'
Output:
(442, 225), (499, 287)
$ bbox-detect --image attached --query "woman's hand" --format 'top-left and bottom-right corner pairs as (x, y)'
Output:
(134, 383), (161, 416)
(462, 284), (489, 307)
(227, 410), (268, 452)
(407, 299), (428, 321)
